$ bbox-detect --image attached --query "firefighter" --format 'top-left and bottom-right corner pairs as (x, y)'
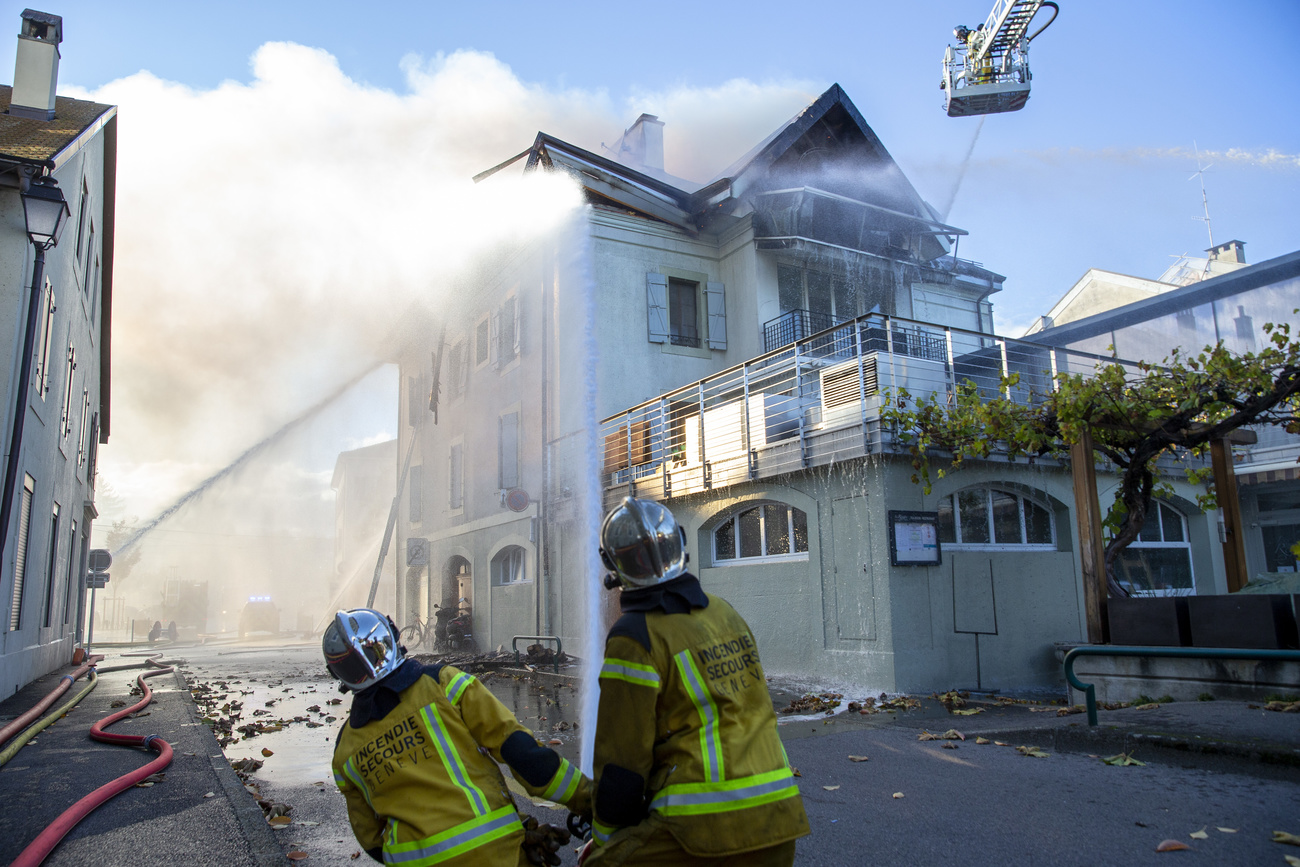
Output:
(587, 497), (809, 866)
(325, 608), (591, 866)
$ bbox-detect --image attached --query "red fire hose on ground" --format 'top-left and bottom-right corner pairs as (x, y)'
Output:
(10, 663), (177, 867)
(0, 656), (103, 748)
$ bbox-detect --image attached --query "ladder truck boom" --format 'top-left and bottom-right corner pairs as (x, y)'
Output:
(941, 0), (1059, 118)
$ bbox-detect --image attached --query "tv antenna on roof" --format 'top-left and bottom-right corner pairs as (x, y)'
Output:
(1189, 141), (1214, 249)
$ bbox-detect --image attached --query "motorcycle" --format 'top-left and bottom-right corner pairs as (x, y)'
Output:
(447, 598), (475, 653)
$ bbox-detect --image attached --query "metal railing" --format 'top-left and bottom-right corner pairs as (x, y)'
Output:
(600, 312), (1139, 507)
(1064, 645), (1300, 726)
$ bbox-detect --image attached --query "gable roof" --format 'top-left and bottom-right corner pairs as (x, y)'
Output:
(474, 84), (948, 238)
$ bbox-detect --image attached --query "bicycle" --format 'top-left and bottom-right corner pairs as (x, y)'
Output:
(398, 614), (431, 650)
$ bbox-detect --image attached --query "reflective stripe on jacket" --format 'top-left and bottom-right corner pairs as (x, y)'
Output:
(593, 591), (809, 857)
(333, 664), (590, 865)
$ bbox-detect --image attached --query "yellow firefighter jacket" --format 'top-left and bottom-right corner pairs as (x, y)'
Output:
(333, 660), (591, 866)
(591, 576), (809, 857)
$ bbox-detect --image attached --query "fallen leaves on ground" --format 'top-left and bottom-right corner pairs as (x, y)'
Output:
(892, 792), (904, 799)
(847, 755), (869, 762)
(1056, 705), (1085, 717)
(1216, 827), (1237, 833)
(1265, 701), (1300, 713)
(286, 852), (309, 861)
(791, 768), (801, 777)
(975, 737), (990, 745)
(1274, 831), (1300, 846)
(1029, 707), (1057, 713)
(261, 748), (274, 757)
(933, 690), (969, 709)
(1134, 703), (1160, 710)
(1285, 856), (1300, 867)
(1016, 746), (1049, 758)
(952, 708), (985, 716)
(203, 792), (215, 799)
(134, 773), (165, 788)
(1188, 828), (1208, 840)
(822, 785), (840, 791)
(230, 758), (263, 774)
(1102, 752), (1146, 767)
(1155, 840), (1189, 852)
(941, 743), (959, 750)
(918, 729), (965, 741)
(779, 693), (843, 714)
(268, 816), (292, 827)
(994, 741), (1010, 747)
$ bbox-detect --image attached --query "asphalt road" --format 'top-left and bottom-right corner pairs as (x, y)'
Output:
(175, 642), (1299, 866)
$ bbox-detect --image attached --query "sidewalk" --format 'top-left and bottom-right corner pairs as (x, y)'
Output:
(0, 649), (283, 867)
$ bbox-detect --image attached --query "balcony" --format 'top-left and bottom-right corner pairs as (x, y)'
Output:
(600, 312), (1136, 509)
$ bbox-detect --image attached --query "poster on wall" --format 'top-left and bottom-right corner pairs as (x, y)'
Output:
(888, 510), (942, 566)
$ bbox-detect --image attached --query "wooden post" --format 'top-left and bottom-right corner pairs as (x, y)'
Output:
(1071, 428), (1109, 644)
(1211, 437), (1249, 593)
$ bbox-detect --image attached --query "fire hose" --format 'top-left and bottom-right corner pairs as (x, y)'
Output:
(0, 670), (99, 769)
(0, 656), (103, 749)
(9, 663), (177, 867)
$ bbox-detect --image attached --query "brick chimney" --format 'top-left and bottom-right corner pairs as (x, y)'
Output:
(9, 9), (62, 121)
(1206, 239), (1246, 265)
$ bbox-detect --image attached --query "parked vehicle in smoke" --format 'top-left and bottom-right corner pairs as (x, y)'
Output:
(238, 596), (280, 639)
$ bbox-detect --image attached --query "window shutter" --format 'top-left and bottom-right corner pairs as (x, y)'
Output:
(705, 282), (727, 350)
(490, 311), (501, 367)
(646, 273), (669, 344)
(512, 296), (522, 358)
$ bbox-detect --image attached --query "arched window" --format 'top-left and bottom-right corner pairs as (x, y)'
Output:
(713, 502), (809, 564)
(936, 487), (1055, 548)
(1115, 501), (1194, 596)
(491, 546), (527, 585)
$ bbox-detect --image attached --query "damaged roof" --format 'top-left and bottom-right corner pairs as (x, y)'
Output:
(475, 84), (948, 240)
(0, 85), (116, 168)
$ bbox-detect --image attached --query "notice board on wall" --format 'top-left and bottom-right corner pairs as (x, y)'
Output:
(888, 510), (942, 566)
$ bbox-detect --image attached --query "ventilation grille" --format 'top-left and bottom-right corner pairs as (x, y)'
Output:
(821, 359), (878, 410)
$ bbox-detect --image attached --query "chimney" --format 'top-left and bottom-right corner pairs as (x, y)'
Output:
(621, 114), (665, 173)
(1206, 239), (1246, 265)
(9, 9), (62, 121)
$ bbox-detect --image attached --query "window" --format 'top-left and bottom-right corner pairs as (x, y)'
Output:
(475, 317), (491, 367)
(778, 262), (894, 318)
(491, 545), (527, 585)
(34, 280), (55, 399)
(448, 442), (463, 509)
(43, 502), (59, 627)
(9, 475), (34, 631)
(936, 487), (1055, 547)
(499, 411), (519, 489)
(668, 279), (700, 347)
(1115, 502), (1194, 596)
(60, 347), (76, 440)
(409, 465), (422, 524)
(497, 295), (519, 365)
(74, 178), (88, 263)
(82, 222), (95, 295)
(89, 257), (100, 323)
(714, 502), (809, 563)
(647, 273), (725, 349)
(62, 521), (78, 624)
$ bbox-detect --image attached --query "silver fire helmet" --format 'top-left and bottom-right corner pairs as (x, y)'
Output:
(322, 608), (404, 691)
(599, 496), (688, 590)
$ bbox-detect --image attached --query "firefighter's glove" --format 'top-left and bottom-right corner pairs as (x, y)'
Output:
(520, 814), (571, 867)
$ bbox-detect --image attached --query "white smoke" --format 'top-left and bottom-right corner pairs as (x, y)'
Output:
(992, 145), (1300, 171)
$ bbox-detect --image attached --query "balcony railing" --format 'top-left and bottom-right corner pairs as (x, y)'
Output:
(600, 312), (1139, 508)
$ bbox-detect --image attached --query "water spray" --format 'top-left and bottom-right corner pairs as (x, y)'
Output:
(112, 361), (384, 558)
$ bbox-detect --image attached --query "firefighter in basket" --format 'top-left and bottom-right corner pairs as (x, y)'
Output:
(585, 497), (809, 866)
(325, 608), (592, 866)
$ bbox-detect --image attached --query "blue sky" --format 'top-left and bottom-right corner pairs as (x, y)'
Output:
(23, 0), (1297, 327)
(17, 0), (1294, 524)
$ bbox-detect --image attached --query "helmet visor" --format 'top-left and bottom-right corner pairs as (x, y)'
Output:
(326, 643), (378, 688)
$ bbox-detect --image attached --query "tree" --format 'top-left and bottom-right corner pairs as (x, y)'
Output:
(882, 317), (1300, 598)
(105, 518), (144, 589)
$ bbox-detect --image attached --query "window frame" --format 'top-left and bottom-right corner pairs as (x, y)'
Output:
(1117, 501), (1196, 597)
(667, 278), (701, 348)
(711, 501), (811, 566)
(491, 545), (529, 586)
(937, 486), (1057, 551)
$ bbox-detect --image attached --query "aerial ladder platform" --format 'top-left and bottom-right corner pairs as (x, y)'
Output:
(941, 0), (1058, 117)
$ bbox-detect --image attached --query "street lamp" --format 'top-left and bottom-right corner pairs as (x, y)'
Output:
(20, 175), (70, 249)
(0, 173), (71, 575)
